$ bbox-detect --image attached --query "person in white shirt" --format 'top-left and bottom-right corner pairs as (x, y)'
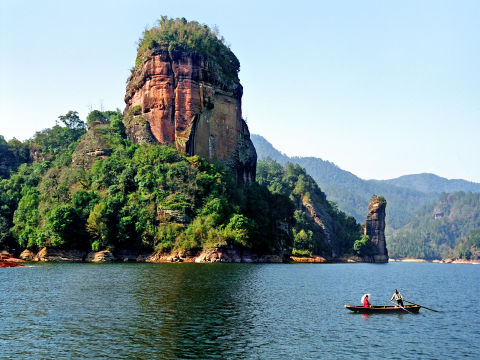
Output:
(390, 289), (404, 307)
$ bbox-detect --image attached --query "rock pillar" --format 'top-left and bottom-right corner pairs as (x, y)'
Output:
(365, 196), (388, 263)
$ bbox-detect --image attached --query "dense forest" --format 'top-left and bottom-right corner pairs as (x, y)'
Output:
(0, 111), (365, 258)
(387, 192), (480, 259)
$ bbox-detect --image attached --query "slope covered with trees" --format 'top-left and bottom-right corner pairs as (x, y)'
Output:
(387, 192), (480, 259)
(380, 173), (480, 193)
(252, 134), (480, 231)
(0, 111), (295, 256)
(0, 111), (368, 260)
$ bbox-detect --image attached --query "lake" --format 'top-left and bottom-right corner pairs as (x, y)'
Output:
(1, 262), (479, 359)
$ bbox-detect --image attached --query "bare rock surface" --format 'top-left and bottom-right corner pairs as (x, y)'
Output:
(85, 250), (116, 263)
(34, 248), (86, 262)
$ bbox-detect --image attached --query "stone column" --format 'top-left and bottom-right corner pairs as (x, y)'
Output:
(365, 196), (388, 263)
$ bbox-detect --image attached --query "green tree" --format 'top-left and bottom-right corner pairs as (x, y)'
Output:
(47, 204), (87, 249)
(354, 235), (374, 257)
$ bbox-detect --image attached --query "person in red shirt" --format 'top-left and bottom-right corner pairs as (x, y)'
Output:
(363, 294), (371, 308)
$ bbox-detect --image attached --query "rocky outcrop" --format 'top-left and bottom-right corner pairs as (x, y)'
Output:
(365, 196), (388, 263)
(71, 121), (113, 167)
(290, 255), (327, 263)
(34, 248), (87, 262)
(85, 250), (116, 263)
(0, 253), (26, 267)
(124, 49), (256, 183)
(145, 247), (284, 263)
(301, 195), (336, 257)
(19, 249), (36, 261)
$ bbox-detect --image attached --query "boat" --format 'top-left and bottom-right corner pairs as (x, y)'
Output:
(344, 304), (421, 314)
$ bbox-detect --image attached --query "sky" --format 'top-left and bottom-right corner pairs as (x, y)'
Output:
(1, 0), (479, 182)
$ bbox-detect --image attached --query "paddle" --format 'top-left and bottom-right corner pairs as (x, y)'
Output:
(404, 299), (440, 312)
(389, 300), (413, 314)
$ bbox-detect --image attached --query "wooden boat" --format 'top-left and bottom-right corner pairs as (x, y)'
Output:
(344, 304), (421, 314)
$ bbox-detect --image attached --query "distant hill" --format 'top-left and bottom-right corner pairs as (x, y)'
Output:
(379, 173), (480, 193)
(251, 135), (480, 230)
(387, 192), (480, 259)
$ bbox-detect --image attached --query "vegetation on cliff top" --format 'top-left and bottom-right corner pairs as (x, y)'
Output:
(135, 16), (240, 82)
(370, 194), (387, 207)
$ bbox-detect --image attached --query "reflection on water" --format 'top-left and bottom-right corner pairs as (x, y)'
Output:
(131, 264), (260, 358)
(1, 263), (479, 359)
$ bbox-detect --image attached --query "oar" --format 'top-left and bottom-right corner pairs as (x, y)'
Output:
(404, 299), (440, 313)
(390, 300), (413, 314)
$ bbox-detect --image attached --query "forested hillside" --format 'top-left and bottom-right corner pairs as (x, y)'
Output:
(251, 134), (438, 229)
(387, 192), (480, 259)
(0, 112), (364, 259)
(0, 111), (294, 255)
(380, 173), (480, 193)
(252, 135), (480, 260)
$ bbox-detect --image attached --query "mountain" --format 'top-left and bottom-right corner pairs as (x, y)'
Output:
(251, 135), (439, 229)
(0, 18), (365, 261)
(124, 17), (256, 184)
(379, 173), (480, 193)
(387, 192), (480, 259)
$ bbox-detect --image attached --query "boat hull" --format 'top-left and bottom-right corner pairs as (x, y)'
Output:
(344, 305), (420, 314)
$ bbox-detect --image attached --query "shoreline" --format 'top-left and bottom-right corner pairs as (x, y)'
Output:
(2, 248), (478, 265)
(389, 258), (480, 265)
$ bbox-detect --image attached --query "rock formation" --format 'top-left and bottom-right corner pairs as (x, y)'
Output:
(364, 196), (388, 263)
(300, 195), (336, 257)
(124, 49), (257, 183)
(72, 120), (112, 167)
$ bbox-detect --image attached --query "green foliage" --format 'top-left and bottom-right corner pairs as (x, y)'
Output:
(292, 248), (313, 257)
(353, 235), (374, 257)
(1, 113), (294, 255)
(136, 17), (240, 82)
(87, 110), (108, 126)
(371, 194), (387, 206)
(11, 188), (43, 249)
(58, 111), (86, 134)
(47, 204), (87, 249)
(0, 136), (30, 179)
(224, 214), (255, 248)
(293, 228), (313, 252)
(387, 192), (480, 259)
(28, 110), (86, 164)
(449, 230), (480, 260)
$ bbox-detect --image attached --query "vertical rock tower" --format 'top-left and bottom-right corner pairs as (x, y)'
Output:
(124, 17), (256, 183)
(365, 195), (388, 263)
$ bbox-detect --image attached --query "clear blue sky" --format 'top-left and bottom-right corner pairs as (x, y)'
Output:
(1, 0), (479, 182)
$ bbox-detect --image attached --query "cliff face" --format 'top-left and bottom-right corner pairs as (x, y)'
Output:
(365, 197), (388, 263)
(124, 50), (256, 183)
(300, 196), (336, 257)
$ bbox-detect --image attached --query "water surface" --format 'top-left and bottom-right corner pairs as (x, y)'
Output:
(1, 262), (479, 359)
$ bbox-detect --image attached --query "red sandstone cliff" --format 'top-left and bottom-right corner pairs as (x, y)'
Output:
(124, 49), (256, 183)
